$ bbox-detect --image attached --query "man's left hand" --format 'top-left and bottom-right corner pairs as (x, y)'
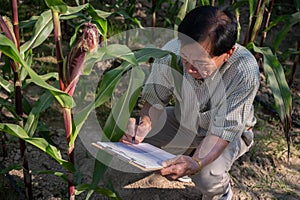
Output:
(160, 155), (199, 180)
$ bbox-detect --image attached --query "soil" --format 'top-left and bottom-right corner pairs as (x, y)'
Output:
(1, 1), (300, 200)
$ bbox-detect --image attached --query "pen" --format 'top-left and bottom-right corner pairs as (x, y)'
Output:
(132, 117), (140, 144)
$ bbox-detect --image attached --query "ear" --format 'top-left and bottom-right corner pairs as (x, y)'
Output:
(224, 46), (235, 62)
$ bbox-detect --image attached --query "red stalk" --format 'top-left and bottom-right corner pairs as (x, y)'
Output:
(260, 0), (275, 47)
(12, 0), (33, 198)
(52, 10), (76, 200)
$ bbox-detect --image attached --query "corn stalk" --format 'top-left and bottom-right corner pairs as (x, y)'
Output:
(50, 2), (100, 197)
(260, 0), (274, 46)
(0, 0), (33, 197)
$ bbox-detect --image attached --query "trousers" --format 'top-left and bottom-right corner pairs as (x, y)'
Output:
(144, 107), (253, 200)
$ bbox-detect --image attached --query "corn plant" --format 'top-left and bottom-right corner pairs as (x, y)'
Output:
(0, 0), (116, 199)
(0, 0), (39, 198)
(240, 0), (298, 159)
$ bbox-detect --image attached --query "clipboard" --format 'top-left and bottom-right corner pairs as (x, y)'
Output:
(92, 142), (176, 171)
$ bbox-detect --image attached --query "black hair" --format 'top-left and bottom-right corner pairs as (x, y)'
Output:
(178, 6), (237, 56)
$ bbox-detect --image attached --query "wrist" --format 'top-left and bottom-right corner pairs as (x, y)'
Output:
(192, 158), (202, 175)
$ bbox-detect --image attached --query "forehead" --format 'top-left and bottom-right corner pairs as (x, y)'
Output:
(180, 42), (211, 59)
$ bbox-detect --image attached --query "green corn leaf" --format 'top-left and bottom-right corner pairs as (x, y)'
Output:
(0, 76), (14, 93)
(133, 47), (173, 63)
(274, 11), (300, 51)
(92, 7), (112, 19)
(199, 0), (210, 6)
(61, 4), (90, 18)
(248, 42), (292, 156)
(70, 44), (139, 147)
(0, 123), (75, 172)
(70, 62), (130, 147)
(44, 0), (68, 13)
(0, 33), (74, 108)
(75, 183), (120, 199)
(88, 151), (112, 199)
(103, 66), (145, 141)
(22, 97), (32, 115)
(19, 16), (39, 29)
(33, 170), (68, 182)
(87, 5), (110, 37)
(103, 44), (138, 66)
(248, 43), (292, 121)
(84, 44), (138, 75)
(69, 23), (83, 47)
(20, 10), (54, 54)
(71, 48), (171, 147)
(174, 0), (197, 31)
(20, 50), (33, 81)
(248, 0), (256, 19)
(25, 72), (58, 85)
(71, 48), (177, 145)
(175, 0), (189, 29)
(87, 48), (182, 194)
(24, 90), (55, 137)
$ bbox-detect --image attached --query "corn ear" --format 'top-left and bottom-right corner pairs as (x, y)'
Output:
(64, 22), (99, 95)
(0, 16), (17, 46)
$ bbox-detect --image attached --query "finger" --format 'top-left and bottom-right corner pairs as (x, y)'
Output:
(120, 134), (132, 144)
(160, 165), (175, 176)
(162, 155), (181, 167)
(125, 118), (136, 137)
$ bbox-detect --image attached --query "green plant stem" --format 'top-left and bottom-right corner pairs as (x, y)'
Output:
(244, 0), (263, 45)
(250, 0), (265, 43)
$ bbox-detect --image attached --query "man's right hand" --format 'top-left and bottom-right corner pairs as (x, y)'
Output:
(120, 117), (152, 144)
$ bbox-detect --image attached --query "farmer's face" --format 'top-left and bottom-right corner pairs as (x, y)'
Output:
(180, 42), (228, 79)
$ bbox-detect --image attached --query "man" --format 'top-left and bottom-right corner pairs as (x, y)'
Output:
(121, 5), (259, 200)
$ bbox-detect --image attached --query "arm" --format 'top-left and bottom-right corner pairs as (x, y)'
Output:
(121, 44), (177, 143)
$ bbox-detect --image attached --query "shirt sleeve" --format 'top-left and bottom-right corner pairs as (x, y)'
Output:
(142, 56), (174, 108)
(142, 39), (181, 109)
(209, 57), (260, 142)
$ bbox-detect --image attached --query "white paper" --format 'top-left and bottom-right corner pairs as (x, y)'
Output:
(93, 142), (176, 170)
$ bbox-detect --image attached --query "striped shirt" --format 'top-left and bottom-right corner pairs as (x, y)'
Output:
(142, 39), (260, 142)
